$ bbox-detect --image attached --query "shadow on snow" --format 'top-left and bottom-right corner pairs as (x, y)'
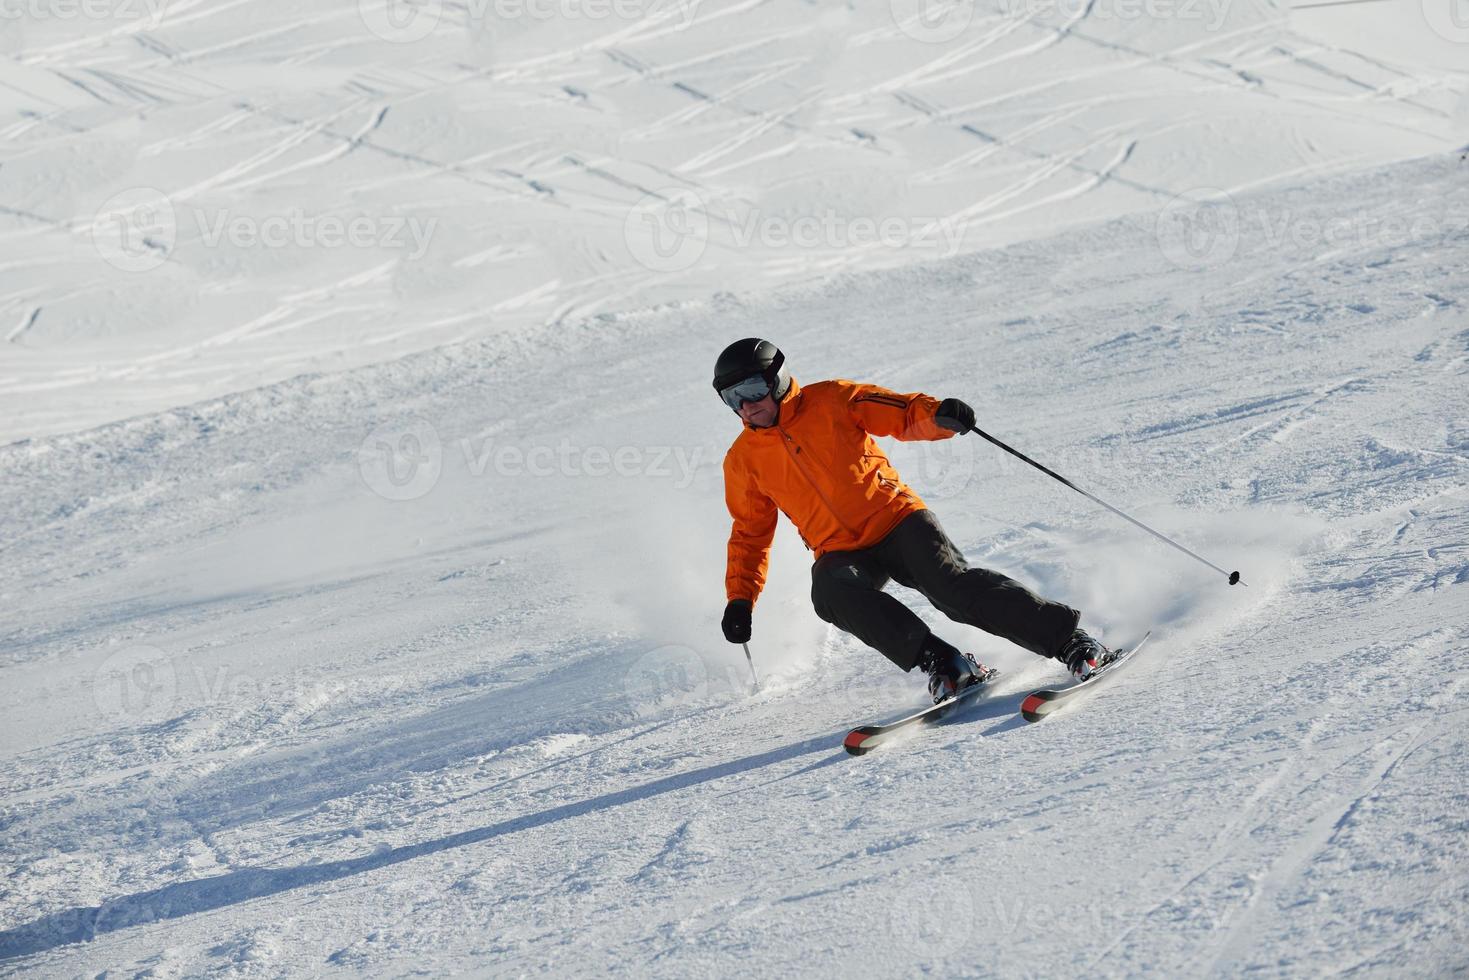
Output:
(0, 731), (836, 962)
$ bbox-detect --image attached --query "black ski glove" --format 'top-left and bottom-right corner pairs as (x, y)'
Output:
(935, 397), (976, 433)
(721, 599), (752, 644)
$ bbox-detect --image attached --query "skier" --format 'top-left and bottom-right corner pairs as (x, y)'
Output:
(714, 338), (1113, 703)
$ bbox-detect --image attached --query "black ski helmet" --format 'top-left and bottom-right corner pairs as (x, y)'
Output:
(712, 338), (790, 402)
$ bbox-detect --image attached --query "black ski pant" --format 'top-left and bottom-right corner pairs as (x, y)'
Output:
(810, 509), (1078, 671)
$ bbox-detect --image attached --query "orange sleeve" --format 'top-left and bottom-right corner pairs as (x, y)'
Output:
(842, 381), (956, 442)
(724, 447), (778, 606)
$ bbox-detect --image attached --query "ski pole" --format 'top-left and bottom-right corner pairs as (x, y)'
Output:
(966, 427), (1244, 586)
(742, 642), (760, 691)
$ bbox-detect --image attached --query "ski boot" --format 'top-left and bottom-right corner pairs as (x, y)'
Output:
(1057, 628), (1114, 680)
(918, 635), (989, 704)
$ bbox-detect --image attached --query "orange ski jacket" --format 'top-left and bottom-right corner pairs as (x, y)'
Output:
(723, 377), (957, 606)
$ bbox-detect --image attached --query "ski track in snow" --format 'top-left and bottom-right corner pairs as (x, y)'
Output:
(0, 0), (1464, 441)
(0, 146), (1466, 974)
(2, 0), (1469, 974)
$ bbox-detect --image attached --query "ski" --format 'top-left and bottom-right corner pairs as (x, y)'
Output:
(843, 667), (999, 756)
(1019, 631), (1153, 723)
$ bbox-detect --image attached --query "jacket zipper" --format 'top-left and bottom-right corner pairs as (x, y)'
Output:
(776, 423), (860, 539)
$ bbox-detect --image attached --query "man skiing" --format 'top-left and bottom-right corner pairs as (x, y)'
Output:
(714, 338), (1112, 703)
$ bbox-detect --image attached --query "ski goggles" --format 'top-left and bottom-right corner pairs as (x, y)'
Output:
(717, 374), (773, 412)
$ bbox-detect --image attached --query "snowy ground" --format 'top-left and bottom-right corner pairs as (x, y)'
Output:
(2, 0), (1466, 441)
(3, 146), (1467, 974)
(3, 0), (1469, 976)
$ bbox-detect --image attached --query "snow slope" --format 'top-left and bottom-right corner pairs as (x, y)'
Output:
(2, 0), (1465, 441)
(2, 146), (1467, 975)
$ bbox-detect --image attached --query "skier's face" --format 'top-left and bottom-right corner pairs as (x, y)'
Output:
(738, 393), (778, 428)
